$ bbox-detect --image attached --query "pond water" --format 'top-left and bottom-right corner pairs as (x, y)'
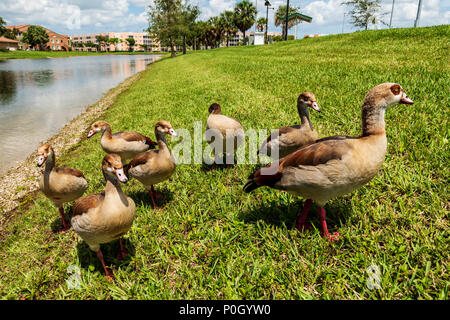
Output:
(0, 54), (160, 176)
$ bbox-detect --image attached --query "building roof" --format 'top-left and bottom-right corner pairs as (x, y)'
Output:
(0, 37), (19, 43)
(5, 24), (30, 32)
(279, 12), (313, 23)
(6, 25), (69, 38)
(0, 36), (19, 43)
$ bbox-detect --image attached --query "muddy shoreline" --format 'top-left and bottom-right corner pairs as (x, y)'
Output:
(0, 56), (161, 221)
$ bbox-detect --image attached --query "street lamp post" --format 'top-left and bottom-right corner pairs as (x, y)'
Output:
(414, 0), (423, 27)
(284, 0), (290, 41)
(265, 1), (273, 44)
(255, 0), (258, 32)
(389, 0), (395, 28)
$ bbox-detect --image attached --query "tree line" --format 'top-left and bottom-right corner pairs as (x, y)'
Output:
(0, 0), (389, 53)
(147, 0), (304, 57)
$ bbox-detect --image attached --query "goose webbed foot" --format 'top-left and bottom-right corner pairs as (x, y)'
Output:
(96, 249), (114, 280)
(317, 207), (340, 242)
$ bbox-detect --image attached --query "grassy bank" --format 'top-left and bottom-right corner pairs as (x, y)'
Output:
(0, 50), (164, 60)
(0, 26), (448, 299)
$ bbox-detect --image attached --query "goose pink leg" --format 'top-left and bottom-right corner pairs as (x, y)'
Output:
(96, 250), (113, 280)
(59, 207), (70, 231)
(296, 199), (313, 232)
(116, 237), (129, 261)
(149, 186), (163, 209)
(317, 207), (340, 242)
(151, 185), (164, 200)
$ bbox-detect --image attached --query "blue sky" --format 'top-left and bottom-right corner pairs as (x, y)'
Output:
(0, 0), (448, 37)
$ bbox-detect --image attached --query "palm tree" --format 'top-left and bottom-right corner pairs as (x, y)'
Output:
(95, 35), (108, 52)
(193, 20), (211, 49)
(256, 18), (267, 32)
(107, 38), (120, 51)
(233, 0), (257, 45)
(220, 10), (237, 47)
(209, 16), (226, 48)
(274, 5), (300, 39)
(181, 4), (200, 54)
(84, 41), (95, 52)
(125, 38), (136, 52)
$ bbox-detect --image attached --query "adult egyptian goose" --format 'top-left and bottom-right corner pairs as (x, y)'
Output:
(258, 92), (321, 160)
(87, 121), (156, 162)
(206, 103), (244, 167)
(244, 83), (413, 241)
(71, 154), (136, 279)
(37, 144), (89, 231)
(125, 121), (177, 208)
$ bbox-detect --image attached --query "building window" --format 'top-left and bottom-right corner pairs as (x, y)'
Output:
(56, 39), (59, 43)
(51, 39), (54, 43)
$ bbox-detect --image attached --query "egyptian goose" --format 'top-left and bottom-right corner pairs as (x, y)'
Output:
(71, 154), (136, 279)
(87, 121), (156, 162)
(125, 121), (177, 208)
(244, 83), (413, 241)
(258, 92), (320, 160)
(206, 103), (244, 168)
(37, 144), (89, 231)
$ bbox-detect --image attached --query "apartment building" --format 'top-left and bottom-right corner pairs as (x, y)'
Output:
(5, 25), (70, 51)
(71, 32), (161, 52)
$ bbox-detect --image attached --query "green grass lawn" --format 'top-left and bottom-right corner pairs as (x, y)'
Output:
(0, 50), (163, 60)
(0, 25), (448, 300)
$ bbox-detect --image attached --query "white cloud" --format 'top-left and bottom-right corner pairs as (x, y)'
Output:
(0, 0), (150, 34)
(297, 0), (449, 33)
(303, 0), (345, 26)
(381, 0), (450, 27)
(200, 0), (235, 19)
(129, 0), (152, 6)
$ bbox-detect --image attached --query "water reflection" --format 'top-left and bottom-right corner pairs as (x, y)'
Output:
(0, 54), (160, 175)
(0, 70), (16, 103)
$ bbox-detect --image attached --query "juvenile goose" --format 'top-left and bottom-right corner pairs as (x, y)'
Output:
(87, 121), (156, 162)
(258, 92), (321, 160)
(244, 83), (413, 241)
(37, 144), (88, 231)
(72, 154), (136, 279)
(125, 121), (177, 209)
(206, 103), (244, 167)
